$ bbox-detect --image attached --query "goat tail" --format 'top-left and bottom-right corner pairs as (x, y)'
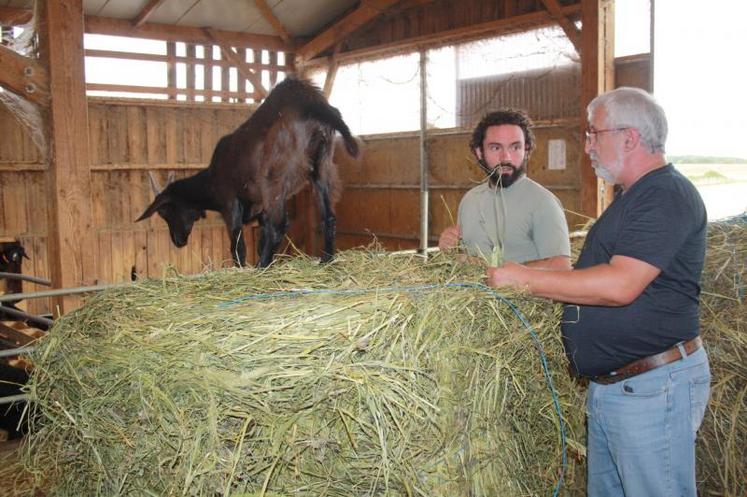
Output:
(302, 101), (359, 158)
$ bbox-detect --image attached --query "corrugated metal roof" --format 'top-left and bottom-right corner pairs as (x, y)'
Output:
(0, 0), (358, 37)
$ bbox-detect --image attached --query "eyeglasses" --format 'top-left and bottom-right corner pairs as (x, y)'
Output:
(584, 127), (630, 144)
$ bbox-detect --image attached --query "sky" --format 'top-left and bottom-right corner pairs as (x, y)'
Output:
(653, 0), (747, 159)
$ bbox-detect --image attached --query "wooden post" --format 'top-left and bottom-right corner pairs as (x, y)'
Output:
(579, 0), (615, 217)
(167, 41), (176, 99)
(37, 0), (95, 314)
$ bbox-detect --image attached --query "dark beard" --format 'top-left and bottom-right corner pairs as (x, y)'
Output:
(489, 161), (526, 188)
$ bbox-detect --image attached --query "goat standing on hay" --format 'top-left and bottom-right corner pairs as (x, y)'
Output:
(136, 77), (359, 267)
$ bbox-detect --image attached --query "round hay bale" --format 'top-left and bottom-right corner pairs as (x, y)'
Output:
(21, 251), (586, 496)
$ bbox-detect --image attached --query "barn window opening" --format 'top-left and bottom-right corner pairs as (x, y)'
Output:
(315, 25), (579, 136)
(314, 3), (650, 137)
(654, 0), (747, 220)
(83, 34), (287, 104)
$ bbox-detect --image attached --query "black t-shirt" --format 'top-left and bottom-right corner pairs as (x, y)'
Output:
(561, 164), (707, 376)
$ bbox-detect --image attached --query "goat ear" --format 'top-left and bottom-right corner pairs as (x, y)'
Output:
(136, 194), (169, 222)
(199, 210), (207, 219)
(147, 171), (163, 195)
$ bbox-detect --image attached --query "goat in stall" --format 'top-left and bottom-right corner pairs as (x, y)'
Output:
(136, 77), (359, 267)
(0, 243), (29, 311)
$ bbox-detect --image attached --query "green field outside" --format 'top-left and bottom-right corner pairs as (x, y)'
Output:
(670, 163), (747, 219)
(674, 163), (747, 185)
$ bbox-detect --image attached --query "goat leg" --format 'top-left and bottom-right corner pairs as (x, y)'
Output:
(223, 201), (247, 267)
(314, 182), (336, 263)
(257, 207), (288, 268)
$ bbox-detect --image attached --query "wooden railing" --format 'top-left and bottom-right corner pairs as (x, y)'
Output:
(84, 41), (291, 103)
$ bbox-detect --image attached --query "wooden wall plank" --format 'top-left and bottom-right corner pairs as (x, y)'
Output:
(208, 226), (220, 268)
(22, 172), (48, 240)
(1, 172), (27, 233)
(165, 107), (178, 164)
(90, 172), (107, 229)
(145, 229), (159, 278)
(199, 227), (213, 271)
(128, 170), (143, 228)
(200, 109), (217, 162)
(107, 105), (128, 164)
(0, 174), (6, 233)
(182, 108), (202, 164)
(98, 231), (112, 284)
(133, 229), (147, 280)
(110, 230), (126, 282)
(146, 106), (166, 164)
(126, 106), (147, 164)
(87, 104), (105, 166)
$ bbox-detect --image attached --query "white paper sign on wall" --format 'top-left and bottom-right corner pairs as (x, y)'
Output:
(548, 139), (566, 170)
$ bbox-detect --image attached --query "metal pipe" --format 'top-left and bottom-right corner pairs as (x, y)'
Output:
(343, 183), (580, 191)
(0, 272), (52, 286)
(0, 346), (35, 358)
(336, 228), (438, 242)
(0, 306), (54, 328)
(0, 394), (29, 405)
(0, 282), (128, 303)
(418, 48), (429, 256)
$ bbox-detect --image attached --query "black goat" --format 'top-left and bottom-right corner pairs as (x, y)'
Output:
(0, 243), (29, 310)
(136, 77), (359, 267)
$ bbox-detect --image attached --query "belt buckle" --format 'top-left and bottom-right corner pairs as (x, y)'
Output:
(675, 340), (688, 359)
(562, 304), (580, 324)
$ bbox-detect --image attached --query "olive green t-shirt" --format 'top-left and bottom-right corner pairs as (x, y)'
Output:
(457, 176), (570, 263)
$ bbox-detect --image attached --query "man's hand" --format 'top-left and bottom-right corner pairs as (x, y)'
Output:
(438, 225), (461, 251)
(486, 262), (529, 291)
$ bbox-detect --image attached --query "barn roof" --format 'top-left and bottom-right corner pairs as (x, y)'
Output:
(2, 0), (358, 37)
(1, 1), (589, 70)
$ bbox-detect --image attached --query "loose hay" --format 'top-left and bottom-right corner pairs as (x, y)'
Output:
(697, 214), (747, 497)
(21, 251), (586, 497)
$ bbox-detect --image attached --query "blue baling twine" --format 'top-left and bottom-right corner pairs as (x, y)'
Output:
(221, 282), (568, 497)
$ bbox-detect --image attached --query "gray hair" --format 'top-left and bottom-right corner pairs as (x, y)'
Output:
(587, 87), (668, 154)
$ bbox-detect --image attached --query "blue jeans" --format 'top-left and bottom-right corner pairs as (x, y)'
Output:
(586, 346), (710, 497)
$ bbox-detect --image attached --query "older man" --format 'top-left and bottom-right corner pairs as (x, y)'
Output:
(438, 109), (571, 270)
(486, 87), (710, 497)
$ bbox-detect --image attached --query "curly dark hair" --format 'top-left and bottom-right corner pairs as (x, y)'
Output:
(469, 109), (536, 158)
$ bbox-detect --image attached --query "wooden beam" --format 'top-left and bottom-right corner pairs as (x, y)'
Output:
(254, 0), (293, 46)
(0, 322), (36, 347)
(540, 0), (582, 53)
(0, 7), (32, 26)
(579, 0), (615, 218)
(0, 45), (49, 107)
(85, 15), (291, 52)
(295, 0), (401, 65)
(322, 44), (342, 98)
(132, 0), (167, 28)
(304, 4), (581, 69)
(0, 7), (291, 52)
(37, 0), (96, 313)
(203, 28), (268, 99)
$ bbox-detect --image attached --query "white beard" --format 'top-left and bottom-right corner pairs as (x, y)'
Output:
(590, 145), (624, 184)
(593, 163), (618, 184)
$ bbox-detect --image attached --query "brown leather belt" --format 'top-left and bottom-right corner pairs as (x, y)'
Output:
(591, 336), (703, 385)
